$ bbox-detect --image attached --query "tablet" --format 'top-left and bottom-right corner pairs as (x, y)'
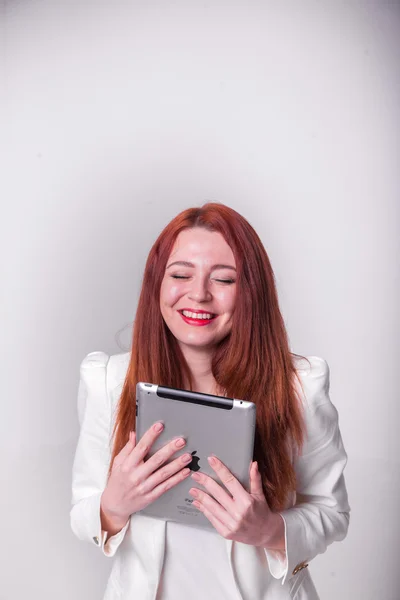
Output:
(135, 382), (256, 530)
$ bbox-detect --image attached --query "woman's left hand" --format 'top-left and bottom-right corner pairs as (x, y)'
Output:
(188, 456), (283, 548)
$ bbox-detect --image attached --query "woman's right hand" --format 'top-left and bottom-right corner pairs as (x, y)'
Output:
(100, 421), (193, 529)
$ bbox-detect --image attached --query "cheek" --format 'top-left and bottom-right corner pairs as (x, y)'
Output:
(160, 281), (183, 307)
(216, 288), (237, 313)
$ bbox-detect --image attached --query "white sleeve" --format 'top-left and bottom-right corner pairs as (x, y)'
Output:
(264, 356), (351, 585)
(70, 351), (130, 557)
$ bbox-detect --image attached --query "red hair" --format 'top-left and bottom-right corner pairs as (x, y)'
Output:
(108, 202), (309, 511)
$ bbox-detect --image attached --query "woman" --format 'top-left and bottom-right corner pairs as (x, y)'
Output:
(70, 202), (350, 600)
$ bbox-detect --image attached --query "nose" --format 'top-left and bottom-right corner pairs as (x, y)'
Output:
(187, 277), (212, 303)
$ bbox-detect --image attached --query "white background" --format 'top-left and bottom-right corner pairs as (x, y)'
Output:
(2, 1), (399, 598)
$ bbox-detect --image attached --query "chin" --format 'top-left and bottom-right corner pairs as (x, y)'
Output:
(181, 331), (230, 349)
(172, 332), (216, 347)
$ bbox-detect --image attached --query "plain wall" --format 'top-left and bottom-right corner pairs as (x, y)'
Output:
(2, 1), (400, 598)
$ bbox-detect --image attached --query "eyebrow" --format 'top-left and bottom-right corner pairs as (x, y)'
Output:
(166, 260), (236, 272)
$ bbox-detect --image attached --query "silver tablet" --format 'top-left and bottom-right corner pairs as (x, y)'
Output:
(135, 382), (256, 530)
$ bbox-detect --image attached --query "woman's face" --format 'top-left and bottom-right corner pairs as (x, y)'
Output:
(160, 227), (237, 351)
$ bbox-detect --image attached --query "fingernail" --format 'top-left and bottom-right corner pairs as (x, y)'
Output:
(154, 422), (164, 432)
(208, 456), (217, 466)
(175, 437), (186, 448)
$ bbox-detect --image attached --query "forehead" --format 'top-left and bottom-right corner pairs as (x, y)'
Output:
(168, 228), (235, 265)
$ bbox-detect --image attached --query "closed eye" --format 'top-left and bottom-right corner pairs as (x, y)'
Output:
(170, 275), (235, 284)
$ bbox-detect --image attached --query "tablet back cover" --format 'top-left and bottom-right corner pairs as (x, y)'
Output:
(135, 383), (256, 530)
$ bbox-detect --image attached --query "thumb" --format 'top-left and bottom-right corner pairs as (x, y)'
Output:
(113, 430), (136, 469)
(249, 461), (265, 500)
(129, 430), (136, 447)
(130, 431), (144, 463)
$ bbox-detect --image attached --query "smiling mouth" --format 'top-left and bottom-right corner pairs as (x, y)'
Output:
(178, 309), (217, 322)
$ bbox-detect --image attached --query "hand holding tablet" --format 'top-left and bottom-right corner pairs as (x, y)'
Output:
(100, 421), (193, 532)
(135, 382), (256, 530)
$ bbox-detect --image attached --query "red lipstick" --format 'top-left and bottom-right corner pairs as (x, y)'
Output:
(178, 309), (217, 327)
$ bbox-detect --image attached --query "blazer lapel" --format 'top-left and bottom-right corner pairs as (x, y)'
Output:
(152, 517), (167, 587)
(225, 539), (244, 599)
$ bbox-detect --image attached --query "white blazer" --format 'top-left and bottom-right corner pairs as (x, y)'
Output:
(70, 351), (350, 600)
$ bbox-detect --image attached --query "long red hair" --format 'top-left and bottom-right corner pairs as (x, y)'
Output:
(108, 202), (309, 511)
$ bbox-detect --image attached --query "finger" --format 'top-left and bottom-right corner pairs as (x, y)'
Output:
(124, 421), (165, 469)
(112, 431), (136, 469)
(132, 436), (189, 483)
(189, 471), (235, 513)
(249, 461), (265, 500)
(207, 456), (249, 501)
(140, 451), (193, 494)
(191, 499), (232, 538)
(147, 466), (192, 502)
(189, 487), (237, 530)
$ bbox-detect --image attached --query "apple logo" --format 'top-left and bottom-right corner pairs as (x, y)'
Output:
(189, 450), (201, 472)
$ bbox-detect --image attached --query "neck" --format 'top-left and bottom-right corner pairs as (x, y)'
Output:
(179, 344), (221, 395)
